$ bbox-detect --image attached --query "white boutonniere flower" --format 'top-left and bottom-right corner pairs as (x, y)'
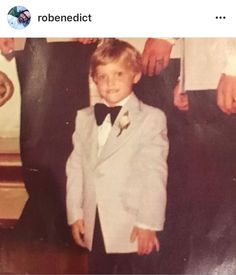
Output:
(117, 111), (130, 137)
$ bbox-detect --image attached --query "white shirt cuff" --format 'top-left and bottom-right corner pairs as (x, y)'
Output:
(223, 55), (236, 76)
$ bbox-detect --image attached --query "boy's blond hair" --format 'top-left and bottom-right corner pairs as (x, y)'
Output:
(90, 39), (142, 77)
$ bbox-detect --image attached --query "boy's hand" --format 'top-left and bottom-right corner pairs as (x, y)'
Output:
(130, 226), (160, 255)
(0, 71), (14, 107)
(71, 219), (86, 248)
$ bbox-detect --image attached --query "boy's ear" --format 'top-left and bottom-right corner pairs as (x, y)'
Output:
(133, 72), (142, 84)
(92, 75), (98, 84)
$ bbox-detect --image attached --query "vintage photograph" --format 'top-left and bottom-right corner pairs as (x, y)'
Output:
(0, 38), (236, 274)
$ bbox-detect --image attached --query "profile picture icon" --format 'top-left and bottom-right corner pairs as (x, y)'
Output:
(7, 6), (31, 30)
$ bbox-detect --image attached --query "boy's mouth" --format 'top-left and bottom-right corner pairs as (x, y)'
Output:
(107, 89), (119, 94)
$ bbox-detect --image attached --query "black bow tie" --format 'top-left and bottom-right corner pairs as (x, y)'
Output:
(94, 103), (122, 126)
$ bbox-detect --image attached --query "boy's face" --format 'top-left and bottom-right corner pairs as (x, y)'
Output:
(93, 60), (141, 106)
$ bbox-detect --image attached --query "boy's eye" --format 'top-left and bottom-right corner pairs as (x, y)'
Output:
(97, 75), (106, 81)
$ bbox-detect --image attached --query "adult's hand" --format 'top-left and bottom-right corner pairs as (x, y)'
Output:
(142, 38), (173, 76)
(0, 38), (14, 55)
(217, 74), (236, 114)
(173, 82), (189, 111)
(0, 71), (14, 107)
(76, 38), (99, 44)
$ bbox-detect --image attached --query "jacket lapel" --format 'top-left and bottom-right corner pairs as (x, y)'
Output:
(98, 94), (143, 163)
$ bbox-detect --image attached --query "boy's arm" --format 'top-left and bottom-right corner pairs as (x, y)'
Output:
(137, 110), (168, 228)
(66, 112), (84, 227)
(131, 110), (169, 253)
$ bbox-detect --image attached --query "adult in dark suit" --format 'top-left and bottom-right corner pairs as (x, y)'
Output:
(172, 38), (236, 274)
(0, 38), (97, 244)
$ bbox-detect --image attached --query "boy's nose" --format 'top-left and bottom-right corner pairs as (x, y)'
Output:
(107, 76), (116, 87)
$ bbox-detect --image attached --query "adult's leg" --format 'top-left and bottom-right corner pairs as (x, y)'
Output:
(14, 38), (97, 243)
(184, 90), (236, 273)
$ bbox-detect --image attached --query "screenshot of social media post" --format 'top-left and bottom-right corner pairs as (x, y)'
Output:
(0, 1), (236, 274)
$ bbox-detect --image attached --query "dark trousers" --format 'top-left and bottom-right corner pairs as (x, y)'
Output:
(89, 211), (160, 274)
(13, 38), (97, 244)
(183, 90), (236, 274)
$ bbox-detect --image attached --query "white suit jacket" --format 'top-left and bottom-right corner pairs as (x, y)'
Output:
(66, 94), (169, 253)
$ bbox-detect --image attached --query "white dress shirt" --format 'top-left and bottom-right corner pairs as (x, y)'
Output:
(97, 95), (130, 156)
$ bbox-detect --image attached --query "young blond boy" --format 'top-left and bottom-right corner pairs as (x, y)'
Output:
(66, 39), (169, 274)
